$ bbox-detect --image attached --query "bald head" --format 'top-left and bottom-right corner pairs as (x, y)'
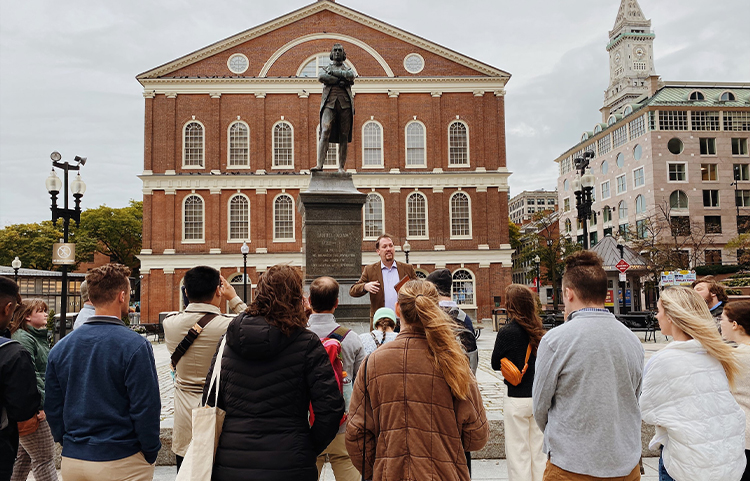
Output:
(310, 276), (339, 313)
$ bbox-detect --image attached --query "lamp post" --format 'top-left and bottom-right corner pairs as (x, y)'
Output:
(732, 164), (741, 227)
(11, 257), (21, 283)
(240, 241), (249, 303)
(573, 152), (596, 249)
(534, 254), (541, 299)
(616, 235), (627, 314)
(546, 238), (558, 311)
(46, 151), (86, 342)
(403, 240), (411, 264)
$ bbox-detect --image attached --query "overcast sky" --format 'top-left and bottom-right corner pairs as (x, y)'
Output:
(1, 0), (748, 227)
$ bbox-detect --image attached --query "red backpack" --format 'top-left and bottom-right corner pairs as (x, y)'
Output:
(309, 326), (350, 427)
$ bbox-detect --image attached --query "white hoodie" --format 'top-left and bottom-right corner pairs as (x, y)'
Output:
(640, 339), (747, 481)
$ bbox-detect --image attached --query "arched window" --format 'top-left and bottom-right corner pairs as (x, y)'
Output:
(452, 269), (475, 306)
(228, 195), (250, 241)
(362, 121), (383, 167)
(183, 194), (204, 241)
(581, 132), (589, 142)
(603, 206), (612, 223)
(405, 121), (426, 167)
(601, 160), (609, 174)
(594, 124), (603, 134)
(363, 193), (384, 239)
(273, 121), (293, 168)
(415, 270), (428, 279)
(688, 90), (705, 101)
(563, 179), (570, 191)
(618, 200), (628, 219)
(316, 124), (338, 168)
(183, 121), (204, 167)
(406, 192), (428, 238)
(228, 273), (252, 305)
(273, 194), (295, 240)
(623, 105), (633, 115)
(228, 121), (249, 167)
(297, 53), (358, 78)
(450, 192), (472, 238)
(449, 121), (469, 166)
(565, 218), (572, 233)
(670, 190), (689, 209)
(720, 91), (736, 101)
(635, 194), (646, 215)
(608, 114), (618, 126)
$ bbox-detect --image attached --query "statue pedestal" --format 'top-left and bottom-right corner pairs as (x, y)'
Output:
(300, 171), (370, 330)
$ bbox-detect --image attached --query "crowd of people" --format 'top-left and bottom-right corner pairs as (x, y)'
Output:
(0, 234), (748, 481)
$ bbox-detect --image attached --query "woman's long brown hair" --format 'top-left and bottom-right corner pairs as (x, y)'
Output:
(505, 284), (546, 354)
(9, 299), (48, 335)
(398, 280), (472, 400)
(246, 265), (307, 337)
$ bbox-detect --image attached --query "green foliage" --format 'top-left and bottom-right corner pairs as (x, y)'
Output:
(78, 200), (142, 273)
(0, 221), (89, 270)
(720, 278), (750, 288)
(725, 288), (743, 295)
(508, 220), (522, 250)
(694, 264), (742, 276)
(729, 271), (750, 279)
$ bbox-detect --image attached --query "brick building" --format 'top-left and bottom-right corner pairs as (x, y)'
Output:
(136, 0), (513, 323)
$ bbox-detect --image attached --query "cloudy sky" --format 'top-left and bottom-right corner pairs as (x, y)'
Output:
(1, 0), (748, 226)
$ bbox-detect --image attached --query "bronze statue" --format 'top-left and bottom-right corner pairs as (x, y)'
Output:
(312, 43), (355, 173)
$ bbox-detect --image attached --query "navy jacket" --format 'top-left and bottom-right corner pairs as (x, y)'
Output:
(45, 316), (162, 463)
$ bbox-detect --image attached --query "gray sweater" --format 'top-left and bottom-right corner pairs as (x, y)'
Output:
(532, 309), (644, 477)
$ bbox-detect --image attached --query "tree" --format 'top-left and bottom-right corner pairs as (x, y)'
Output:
(0, 221), (95, 270)
(726, 218), (750, 266)
(77, 200), (143, 274)
(508, 219), (522, 250)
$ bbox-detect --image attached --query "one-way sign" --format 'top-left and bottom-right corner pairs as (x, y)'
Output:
(615, 259), (630, 273)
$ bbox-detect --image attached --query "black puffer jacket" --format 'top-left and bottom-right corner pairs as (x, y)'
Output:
(203, 313), (344, 481)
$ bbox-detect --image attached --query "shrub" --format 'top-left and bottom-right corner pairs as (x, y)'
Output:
(726, 288), (743, 295)
(695, 264), (742, 276)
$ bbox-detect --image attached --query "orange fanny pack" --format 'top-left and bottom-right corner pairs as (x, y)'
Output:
(500, 344), (531, 386)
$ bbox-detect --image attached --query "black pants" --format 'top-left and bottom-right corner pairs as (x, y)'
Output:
(742, 450), (750, 481)
(0, 443), (16, 481)
(176, 454), (184, 473)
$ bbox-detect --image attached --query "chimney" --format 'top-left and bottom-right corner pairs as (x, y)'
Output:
(646, 75), (660, 97)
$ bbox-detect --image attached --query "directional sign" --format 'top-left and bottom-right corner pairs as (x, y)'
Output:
(615, 259), (630, 274)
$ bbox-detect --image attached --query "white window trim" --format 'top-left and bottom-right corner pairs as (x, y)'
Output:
(316, 124), (339, 170)
(732, 138), (750, 157)
(615, 152), (625, 170)
(720, 91), (736, 101)
(702, 189), (721, 209)
(601, 180), (611, 200)
(701, 163), (719, 183)
(667, 161), (689, 183)
(634, 194), (647, 217)
(227, 53), (249, 74)
(449, 191), (472, 240)
(447, 120), (470, 168)
(272, 120), (294, 170)
(632, 166), (646, 190)
(227, 193), (251, 243)
(618, 201), (628, 221)
(406, 191), (429, 240)
(182, 120), (205, 169)
(404, 120), (427, 169)
(403, 53), (425, 74)
(699, 137), (718, 157)
(563, 196), (571, 212)
(295, 52), (358, 77)
(182, 193), (205, 243)
(616, 174), (627, 195)
(451, 268), (476, 309)
(363, 192), (385, 241)
(361, 120), (384, 169)
(688, 90), (706, 101)
(272, 193), (296, 242)
(669, 190), (690, 211)
(227, 120), (251, 169)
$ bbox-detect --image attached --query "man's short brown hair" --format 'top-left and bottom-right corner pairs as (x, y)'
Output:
(375, 234), (392, 250)
(310, 276), (339, 312)
(562, 251), (608, 304)
(692, 278), (729, 304)
(86, 264), (131, 305)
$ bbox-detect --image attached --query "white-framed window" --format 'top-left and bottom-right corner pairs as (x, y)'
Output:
(563, 197), (570, 212)
(702, 163), (718, 181)
(616, 174), (627, 194)
(733, 138), (749, 156)
(227, 54), (249, 74)
(297, 53), (357, 78)
(607, 114), (618, 126)
(618, 200), (628, 220)
(688, 90), (705, 101)
(597, 135), (611, 155)
(700, 138), (717, 156)
(613, 125), (628, 148)
(734, 164), (750, 181)
(228, 194), (250, 242)
(692, 111), (720, 131)
(414, 269), (428, 279)
(405, 121), (426, 167)
(659, 111), (688, 131)
(227, 273), (253, 305)
(724, 112), (750, 131)
(623, 105), (633, 116)
(406, 191), (428, 238)
(316, 124), (338, 168)
(616, 152), (625, 168)
(363, 193), (384, 240)
(668, 162), (687, 182)
(721, 91), (736, 101)
(629, 115), (646, 139)
(452, 269), (475, 306)
(273, 194), (295, 241)
(601, 160), (609, 174)
(633, 144), (642, 161)
(183, 194), (204, 242)
(450, 191), (472, 239)
(272, 121), (294, 168)
(448, 121), (469, 166)
(703, 189), (720, 208)
(362, 121), (383, 168)
(603, 206), (612, 223)
(183, 121), (204, 168)
(633, 167), (645, 188)
(565, 218), (572, 233)
(635, 194), (646, 215)
(670, 190), (689, 210)
(403, 53), (425, 74)
(563, 179), (570, 191)
(601, 181), (611, 200)
(228, 121), (250, 167)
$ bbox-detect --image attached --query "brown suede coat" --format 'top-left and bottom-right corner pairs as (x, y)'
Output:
(345, 328), (489, 481)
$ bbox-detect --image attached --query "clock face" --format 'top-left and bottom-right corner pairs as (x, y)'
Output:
(634, 46), (645, 59)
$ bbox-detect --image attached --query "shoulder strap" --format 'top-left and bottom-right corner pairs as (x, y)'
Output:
(0, 337), (18, 348)
(519, 344), (532, 377)
(205, 335), (228, 408)
(170, 313), (219, 370)
(327, 326), (351, 343)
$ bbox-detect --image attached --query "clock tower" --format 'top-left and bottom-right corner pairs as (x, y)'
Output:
(602, 0), (657, 119)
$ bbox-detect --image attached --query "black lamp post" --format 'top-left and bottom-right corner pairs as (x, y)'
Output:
(573, 152), (596, 249)
(12, 256), (21, 283)
(240, 241), (249, 303)
(732, 164), (741, 226)
(617, 235), (627, 314)
(403, 240), (411, 264)
(534, 254), (541, 298)
(46, 151), (86, 342)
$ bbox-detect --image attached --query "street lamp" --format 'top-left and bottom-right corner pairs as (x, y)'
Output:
(240, 241), (249, 302)
(732, 165), (742, 227)
(46, 152), (86, 342)
(534, 254), (541, 298)
(11, 256), (21, 283)
(573, 151), (596, 249)
(616, 234), (627, 313)
(403, 240), (411, 264)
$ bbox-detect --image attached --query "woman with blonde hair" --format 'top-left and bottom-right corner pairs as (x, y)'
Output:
(9, 299), (57, 481)
(640, 286), (746, 481)
(491, 284), (546, 481)
(346, 279), (488, 481)
(721, 301), (750, 481)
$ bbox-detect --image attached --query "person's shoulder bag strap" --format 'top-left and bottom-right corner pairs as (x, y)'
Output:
(170, 313), (219, 371)
(327, 325), (351, 343)
(520, 344), (532, 377)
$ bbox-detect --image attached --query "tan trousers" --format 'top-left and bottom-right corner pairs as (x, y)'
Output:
(316, 432), (360, 481)
(543, 460), (640, 481)
(61, 452), (154, 481)
(504, 396), (546, 481)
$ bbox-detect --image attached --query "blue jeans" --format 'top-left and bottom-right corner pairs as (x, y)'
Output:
(659, 449), (676, 481)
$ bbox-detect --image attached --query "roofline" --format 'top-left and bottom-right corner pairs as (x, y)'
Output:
(137, 0), (511, 83)
(661, 81), (750, 88)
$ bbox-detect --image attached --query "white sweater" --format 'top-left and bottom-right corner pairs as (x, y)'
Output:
(640, 339), (746, 481)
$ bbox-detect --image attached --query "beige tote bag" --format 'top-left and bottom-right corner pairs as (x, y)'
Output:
(175, 336), (228, 481)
